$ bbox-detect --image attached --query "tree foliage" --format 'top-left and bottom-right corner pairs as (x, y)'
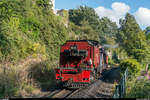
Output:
(69, 6), (101, 41)
(120, 59), (141, 76)
(117, 13), (149, 63)
(145, 26), (150, 41)
(69, 6), (118, 43)
(69, 6), (99, 27)
(99, 17), (118, 44)
(0, 0), (69, 62)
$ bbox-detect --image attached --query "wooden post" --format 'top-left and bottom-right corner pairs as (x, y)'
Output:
(3, 66), (6, 96)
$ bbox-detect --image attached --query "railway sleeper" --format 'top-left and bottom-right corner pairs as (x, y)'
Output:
(96, 90), (113, 96)
(63, 82), (89, 89)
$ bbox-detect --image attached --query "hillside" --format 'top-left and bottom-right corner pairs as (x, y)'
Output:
(0, 0), (72, 97)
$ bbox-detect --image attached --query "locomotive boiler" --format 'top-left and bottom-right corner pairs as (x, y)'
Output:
(55, 40), (108, 88)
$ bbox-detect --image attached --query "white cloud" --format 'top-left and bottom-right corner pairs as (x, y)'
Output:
(134, 8), (150, 26)
(95, 2), (130, 26)
(95, 2), (150, 28)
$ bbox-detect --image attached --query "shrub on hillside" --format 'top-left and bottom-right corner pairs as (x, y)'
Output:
(126, 78), (150, 98)
(0, 0), (68, 63)
(120, 59), (141, 76)
(0, 0), (70, 97)
(0, 66), (27, 97)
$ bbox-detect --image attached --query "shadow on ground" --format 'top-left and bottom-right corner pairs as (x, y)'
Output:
(101, 67), (121, 84)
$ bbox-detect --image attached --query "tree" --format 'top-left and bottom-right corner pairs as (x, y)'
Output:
(144, 26), (150, 40)
(117, 13), (149, 63)
(69, 6), (100, 41)
(69, 6), (118, 44)
(69, 6), (99, 27)
(99, 17), (118, 44)
(145, 26), (150, 35)
(78, 20), (99, 40)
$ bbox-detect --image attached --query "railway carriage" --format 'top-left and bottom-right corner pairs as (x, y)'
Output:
(55, 40), (108, 88)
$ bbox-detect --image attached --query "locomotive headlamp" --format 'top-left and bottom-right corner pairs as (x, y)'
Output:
(70, 45), (77, 50)
(70, 46), (73, 49)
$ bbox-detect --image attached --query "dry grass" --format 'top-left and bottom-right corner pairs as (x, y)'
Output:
(0, 54), (52, 98)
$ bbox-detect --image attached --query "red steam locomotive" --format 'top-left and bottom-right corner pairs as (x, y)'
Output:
(55, 40), (108, 88)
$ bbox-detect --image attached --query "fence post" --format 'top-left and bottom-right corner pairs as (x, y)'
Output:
(113, 68), (128, 98)
(124, 68), (128, 97)
(113, 85), (120, 98)
(119, 79), (122, 98)
(3, 66), (6, 97)
(124, 73), (126, 97)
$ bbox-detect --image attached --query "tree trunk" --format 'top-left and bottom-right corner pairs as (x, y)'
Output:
(146, 63), (149, 73)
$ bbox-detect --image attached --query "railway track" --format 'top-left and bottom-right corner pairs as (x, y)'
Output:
(49, 80), (97, 98)
(49, 89), (79, 98)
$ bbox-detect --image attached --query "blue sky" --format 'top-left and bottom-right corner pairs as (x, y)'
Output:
(55, 0), (150, 30)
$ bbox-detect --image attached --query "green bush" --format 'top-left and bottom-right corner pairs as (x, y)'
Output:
(0, 0), (69, 63)
(126, 77), (150, 98)
(120, 59), (141, 76)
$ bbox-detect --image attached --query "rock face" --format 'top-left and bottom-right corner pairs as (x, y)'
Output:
(69, 67), (121, 98)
